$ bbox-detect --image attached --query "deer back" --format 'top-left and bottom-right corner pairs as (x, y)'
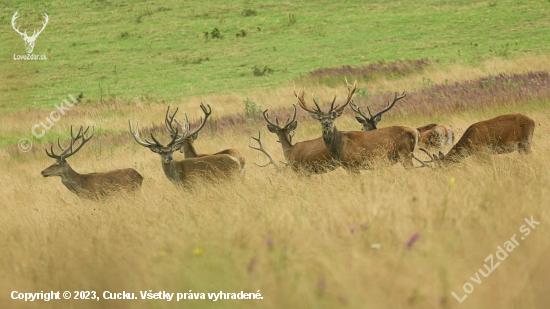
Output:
(340, 125), (418, 164)
(418, 124), (454, 148)
(174, 154), (241, 183)
(445, 113), (535, 161)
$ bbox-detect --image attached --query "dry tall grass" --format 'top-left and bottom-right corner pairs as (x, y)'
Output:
(1, 100), (549, 308)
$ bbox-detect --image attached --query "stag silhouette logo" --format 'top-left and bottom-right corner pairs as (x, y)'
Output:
(11, 11), (49, 54)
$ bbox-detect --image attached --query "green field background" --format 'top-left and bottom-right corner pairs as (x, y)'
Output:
(1, 0), (549, 110)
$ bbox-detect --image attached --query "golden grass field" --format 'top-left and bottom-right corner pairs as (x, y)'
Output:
(1, 58), (550, 309)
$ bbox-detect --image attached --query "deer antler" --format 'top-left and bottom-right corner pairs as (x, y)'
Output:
(366, 91), (406, 120)
(330, 78), (357, 113)
(294, 88), (322, 115)
(249, 131), (280, 168)
(182, 103), (212, 139)
(46, 125), (95, 160)
(409, 148), (435, 168)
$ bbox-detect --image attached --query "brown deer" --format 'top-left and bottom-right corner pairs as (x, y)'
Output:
(165, 104), (246, 169)
(411, 114), (535, 167)
(129, 115), (241, 185)
(41, 126), (143, 199)
(349, 94), (454, 148)
(251, 104), (338, 173)
(297, 80), (418, 171)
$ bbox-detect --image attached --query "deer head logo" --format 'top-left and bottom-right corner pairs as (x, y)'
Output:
(11, 11), (49, 54)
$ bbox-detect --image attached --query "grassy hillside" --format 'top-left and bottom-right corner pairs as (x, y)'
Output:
(1, 0), (549, 110)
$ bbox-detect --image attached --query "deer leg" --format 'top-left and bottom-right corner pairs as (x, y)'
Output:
(518, 133), (533, 155)
(399, 151), (414, 170)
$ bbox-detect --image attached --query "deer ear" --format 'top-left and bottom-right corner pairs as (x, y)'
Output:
(333, 108), (345, 118)
(191, 132), (199, 141)
(267, 124), (278, 133)
(355, 117), (365, 124)
(287, 121), (298, 132)
(438, 151), (445, 160)
(374, 115), (382, 124)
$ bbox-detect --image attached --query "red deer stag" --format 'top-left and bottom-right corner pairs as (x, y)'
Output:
(411, 114), (535, 167)
(41, 126), (143, 199)
(165, 104), (246, 169)
(349, 94), (454, 148)
(250, 104), (337, 173)
(297, 80), (418, 171)
(129, 114), (242, 185)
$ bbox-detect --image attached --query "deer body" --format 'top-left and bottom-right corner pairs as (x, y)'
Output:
(129, 106), (243, 187)
(45, 165), (143, 198)
(417, 124), (454, 148)
(167, 103), (246, 169)
(278, 134), (337, 173)
(159, 152), (241, 184)
(253, 104), (337, 173)
(436, 114), (534, 164)
(41, 126), (143, 199)
(298, 80), (418, 171)
(350, 95), (453, 149)
(322, 125), (418, 169)
(181, 139), (246, 169)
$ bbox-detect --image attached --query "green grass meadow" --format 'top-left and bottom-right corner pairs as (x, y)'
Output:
(1, 0), (549, 110)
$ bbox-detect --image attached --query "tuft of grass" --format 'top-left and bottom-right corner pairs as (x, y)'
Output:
(252, 65), (274, 77)
(242, 8), (257, 17)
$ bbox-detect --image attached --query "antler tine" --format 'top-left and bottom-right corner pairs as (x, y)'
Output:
(164, 106), (182, 136)
(128, 119), (160, 148)
(349, 100), (370, 120)
(185, 103), (212, 138)
(45, 147), (58, 159)
(262, 109), (281, 129)
(410, 153), (430, 168)
(166, 126), (182, 148)
(335, 78), (357, 112)
(283, 103), (298, 128)
(370, 91), (407, 119)
(146, 132), (164, 148)
(63, 126), (95, 159)
(288, 130), (295, 144)
(418, 147), (435, 163)
(409, 147), (435, 168)
(249, 131), (279, 168)
(329, 93), (338, 112)
(294, 88), (320, 114)
(46, 125), (79, 161)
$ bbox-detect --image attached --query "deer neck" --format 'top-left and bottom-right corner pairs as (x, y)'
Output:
(60, 164), (83, 194)
(276, 132), (293, 159)
(182, 139), (198, 158)
(161, 158), (182, 183)
(322, 126), (344, 160)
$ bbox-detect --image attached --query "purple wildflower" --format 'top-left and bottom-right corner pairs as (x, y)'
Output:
(406, 232), (420, 249)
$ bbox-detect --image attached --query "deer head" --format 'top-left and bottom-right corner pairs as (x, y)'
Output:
(128, 111), (188, 165)
(41, 126), (94, 177)
(350, 91), (406, 131)
(261, 103), (298, 146)
(296, 79), (357, 134)
(165, 103), (212, 152)
(12, 11), (49, 54)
